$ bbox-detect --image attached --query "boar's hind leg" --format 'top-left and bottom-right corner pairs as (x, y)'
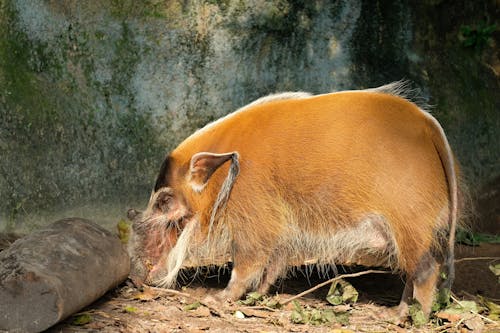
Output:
(398, 252), (439, 320)
(412, 252), (440, 317)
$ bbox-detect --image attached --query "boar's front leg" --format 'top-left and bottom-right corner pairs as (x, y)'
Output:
(221, 264), (264, 301)
(256, 251), (288, 294)
(219, 241), (277, 301)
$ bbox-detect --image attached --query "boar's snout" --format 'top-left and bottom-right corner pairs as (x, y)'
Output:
(127, 207), (149, 287)
(127, 208), (140, 221)
(129, 272), (146, 287)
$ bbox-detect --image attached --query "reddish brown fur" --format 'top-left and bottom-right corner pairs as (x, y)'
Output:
(128, 83), (460, 320)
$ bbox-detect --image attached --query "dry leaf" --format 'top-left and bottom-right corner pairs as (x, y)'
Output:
(331, 329), (355, 333)
(241, 309), (270, 318)
(463, 315), (484, 332)
(284, 302), (296, 311)
(436, 311), (461, 322)
(192, 306), (211, 317)
(332, 304), (352, 313)
(326, 279), (358, 306)
(488, 263), (500, 277)
(132, 287), (159, 301)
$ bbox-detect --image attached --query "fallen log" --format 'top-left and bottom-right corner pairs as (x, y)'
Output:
(0, 218), (130, 332)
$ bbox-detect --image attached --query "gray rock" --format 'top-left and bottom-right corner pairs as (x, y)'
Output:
(0, 218), (130, 332)
(0, 233), (22, 252)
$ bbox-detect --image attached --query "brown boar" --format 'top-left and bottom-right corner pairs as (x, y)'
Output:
(128, 82), (460, 319)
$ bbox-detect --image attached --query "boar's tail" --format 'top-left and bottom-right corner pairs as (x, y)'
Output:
(425, 112), (459, 290)
(207, 152), (240, 243)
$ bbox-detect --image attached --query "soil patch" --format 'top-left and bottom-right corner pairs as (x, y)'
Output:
(47, 243), (499, 332)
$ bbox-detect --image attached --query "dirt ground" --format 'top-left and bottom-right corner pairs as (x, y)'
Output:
(45, 243), (499, 333)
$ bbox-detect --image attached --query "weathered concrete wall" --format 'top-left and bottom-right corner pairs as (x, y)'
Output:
(0, 0), (498, 231)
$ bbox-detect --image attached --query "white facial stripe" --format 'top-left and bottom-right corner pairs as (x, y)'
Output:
(152, 218), (197, 288)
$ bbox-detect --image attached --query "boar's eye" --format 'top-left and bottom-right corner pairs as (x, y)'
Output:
(154, 191), (173, 213)
(150, 187), (188, 221)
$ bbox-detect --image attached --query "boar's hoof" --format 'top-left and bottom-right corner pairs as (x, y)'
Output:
(202, 294), (221, 305)
(376, 305), (410, 326)
(212, 290), (237, 303)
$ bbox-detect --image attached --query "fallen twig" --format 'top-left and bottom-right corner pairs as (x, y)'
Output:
(454, 256), (499, 264)
(282, 269), (390, 305)
(436, 322), (454, 333)
(240, 305), (278, 312)
(148, 286), (192, 298)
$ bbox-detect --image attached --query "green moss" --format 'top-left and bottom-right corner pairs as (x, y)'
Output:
(0, 2), (63, 218)
(0, 2), (61, 150)
(205, 0), (231, 12)
(229, 1), (317, 37)
(110, 22), (140, 97)
(109, 0), (171, 19)
(0, 4), (37, 105)
(0, 1), (165, 228)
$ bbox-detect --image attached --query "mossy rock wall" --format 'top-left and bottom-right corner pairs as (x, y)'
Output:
(0, 0), (498, 230)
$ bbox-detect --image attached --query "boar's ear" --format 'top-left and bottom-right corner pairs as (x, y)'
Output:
(154, 156), (172, 192)
(189, 152), (239, 192)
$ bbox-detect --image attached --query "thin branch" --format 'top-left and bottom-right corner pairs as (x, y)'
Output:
(436, 322), (454, 333)
(148, 286), (192, 298)
(454, 256), (499, 264)
(282, 269), (390, 305)
(240, 305), (278, 312)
